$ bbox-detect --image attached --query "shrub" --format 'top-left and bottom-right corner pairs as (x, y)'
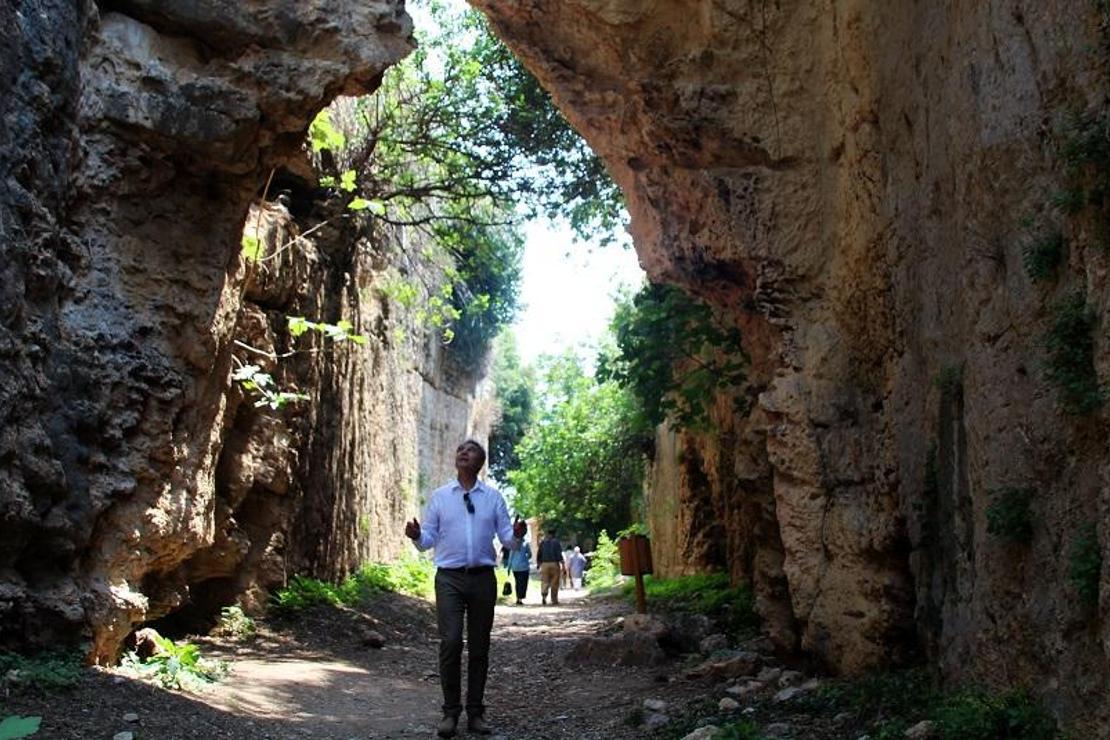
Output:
(0, 650), (83, 693)
(120, 632), (226, 691)
(624, 572), (760, 639)
(717, 720), (766, 739)
(819, 672), (1057, 740)
(1023, 230), (1066, 282)
(271, 575), (344, 611)
(271, 557), (438, 612)
(820, 668), (935, 721)
(933, 690), (1057, 740)
(213, 605), (256, 638)
(1042, 292), (1104, 415)
(1068, 524), (1102, 609)
(986, 488), (1035, 544)
(586, 530), (623, 592)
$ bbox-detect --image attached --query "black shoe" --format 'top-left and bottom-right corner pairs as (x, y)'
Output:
(515, 599), (524, 605)
(467, 714), (492, 735)
(437, 714), (458, 738)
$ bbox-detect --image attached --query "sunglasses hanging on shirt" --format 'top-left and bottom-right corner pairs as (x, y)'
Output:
(463, 491), (475, 514)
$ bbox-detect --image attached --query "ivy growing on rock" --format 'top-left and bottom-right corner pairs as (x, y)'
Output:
(1042, 291), (1105, 415)
(598, 283), (748, 430)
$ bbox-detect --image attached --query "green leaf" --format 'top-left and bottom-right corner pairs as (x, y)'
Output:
(347, 197), (386, 214)
(308, 109), (346, 152)
(0, 715), (42, 739)
(340, 170), (358, 192)
(287, 316), (312, 337)
(241, 235), (262, 262)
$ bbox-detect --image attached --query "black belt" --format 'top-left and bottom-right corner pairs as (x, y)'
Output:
(438, 565), (494, 574)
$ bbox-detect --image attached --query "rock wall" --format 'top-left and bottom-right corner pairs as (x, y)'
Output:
(0, 0), (496, 663)
(157, 198), (495, 632)
(473, 0), (1110, 725)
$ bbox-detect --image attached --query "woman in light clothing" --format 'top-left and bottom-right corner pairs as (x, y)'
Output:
(568, 546), (587, 590)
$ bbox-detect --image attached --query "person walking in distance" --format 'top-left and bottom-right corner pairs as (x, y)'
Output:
(405, 440), (526, 738)
(537, 528), (564, 605)
(505, 527), (532, 605)
(568, 546), (587, 590)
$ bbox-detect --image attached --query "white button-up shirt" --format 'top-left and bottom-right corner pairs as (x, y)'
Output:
(412, 478), (518, 568)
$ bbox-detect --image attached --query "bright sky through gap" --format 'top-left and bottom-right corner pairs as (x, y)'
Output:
(512, 221), (645, 368)
(407, 0), (645, 367)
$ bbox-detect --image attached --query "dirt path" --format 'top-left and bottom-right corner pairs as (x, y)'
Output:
(196, 583), (700, 739)
(7, 580), (716, 739)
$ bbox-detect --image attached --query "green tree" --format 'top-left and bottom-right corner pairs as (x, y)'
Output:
(508, 353), (652, 539)
(318, 0), (623, 240)
(599, 283), (749, 430)
(488, 332), (536, 481)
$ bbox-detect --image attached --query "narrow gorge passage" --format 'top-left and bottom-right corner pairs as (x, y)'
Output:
(3, 0), (1110, 736)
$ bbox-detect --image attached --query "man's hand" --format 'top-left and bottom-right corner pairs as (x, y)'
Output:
(512, 516), (526, 538)
(405, 518), (421, 541)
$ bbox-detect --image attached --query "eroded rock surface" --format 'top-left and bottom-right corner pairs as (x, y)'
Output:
(1, 0), (421, 660)
(473, 0), (1110, 724)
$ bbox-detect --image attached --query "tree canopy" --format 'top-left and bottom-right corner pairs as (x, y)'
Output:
(507, 353), (652, 540)
(488, 332), (536, 481)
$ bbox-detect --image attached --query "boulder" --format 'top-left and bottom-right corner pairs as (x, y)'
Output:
(756, 667), (783, 684)
(699, 634), (729, 655)
(663, 613), (712, 653)
(904, 720), (936, 739)
(681, 726), (721, 740)
(718, 697), (740, 711)
(623, 613), (668, 640)
(359, 628), (386, 649)
(565, 632), (666, 668)
(132, 628), (165, 660)
(686, 651), (761, 680)
(643, 698), (667, 712)
(773, 686), (805, 703)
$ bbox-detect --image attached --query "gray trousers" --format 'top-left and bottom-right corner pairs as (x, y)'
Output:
(434, 568), (496, 717)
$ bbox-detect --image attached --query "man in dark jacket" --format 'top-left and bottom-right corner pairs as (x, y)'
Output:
(536, 528), (564, 605)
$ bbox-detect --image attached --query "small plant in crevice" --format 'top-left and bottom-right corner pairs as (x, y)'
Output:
(986, 487), (1035, 544)
(924, 441), (939, 498)
(1068, 523), (1102, 609)
(1022, 229), (1067, 282)
(1055, 108), (1110, 250)
(622, 707), (644, 727)
(1042, 291), (1105, 415)
(933, 365), (964, 396)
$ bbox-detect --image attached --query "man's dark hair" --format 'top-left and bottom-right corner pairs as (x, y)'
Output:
(546, 527), (556, 535)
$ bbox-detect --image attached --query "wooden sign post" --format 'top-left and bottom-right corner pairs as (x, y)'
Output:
(617, 534), (653, 614)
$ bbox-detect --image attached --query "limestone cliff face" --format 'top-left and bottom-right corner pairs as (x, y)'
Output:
(474, 0), (1110, 722)
(0, 0), (492, 662)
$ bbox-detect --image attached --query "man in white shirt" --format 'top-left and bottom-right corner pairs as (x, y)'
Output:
(405, 439), (525, 738)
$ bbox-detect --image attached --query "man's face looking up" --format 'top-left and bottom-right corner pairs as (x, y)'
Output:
(455, 441), (485, 474)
